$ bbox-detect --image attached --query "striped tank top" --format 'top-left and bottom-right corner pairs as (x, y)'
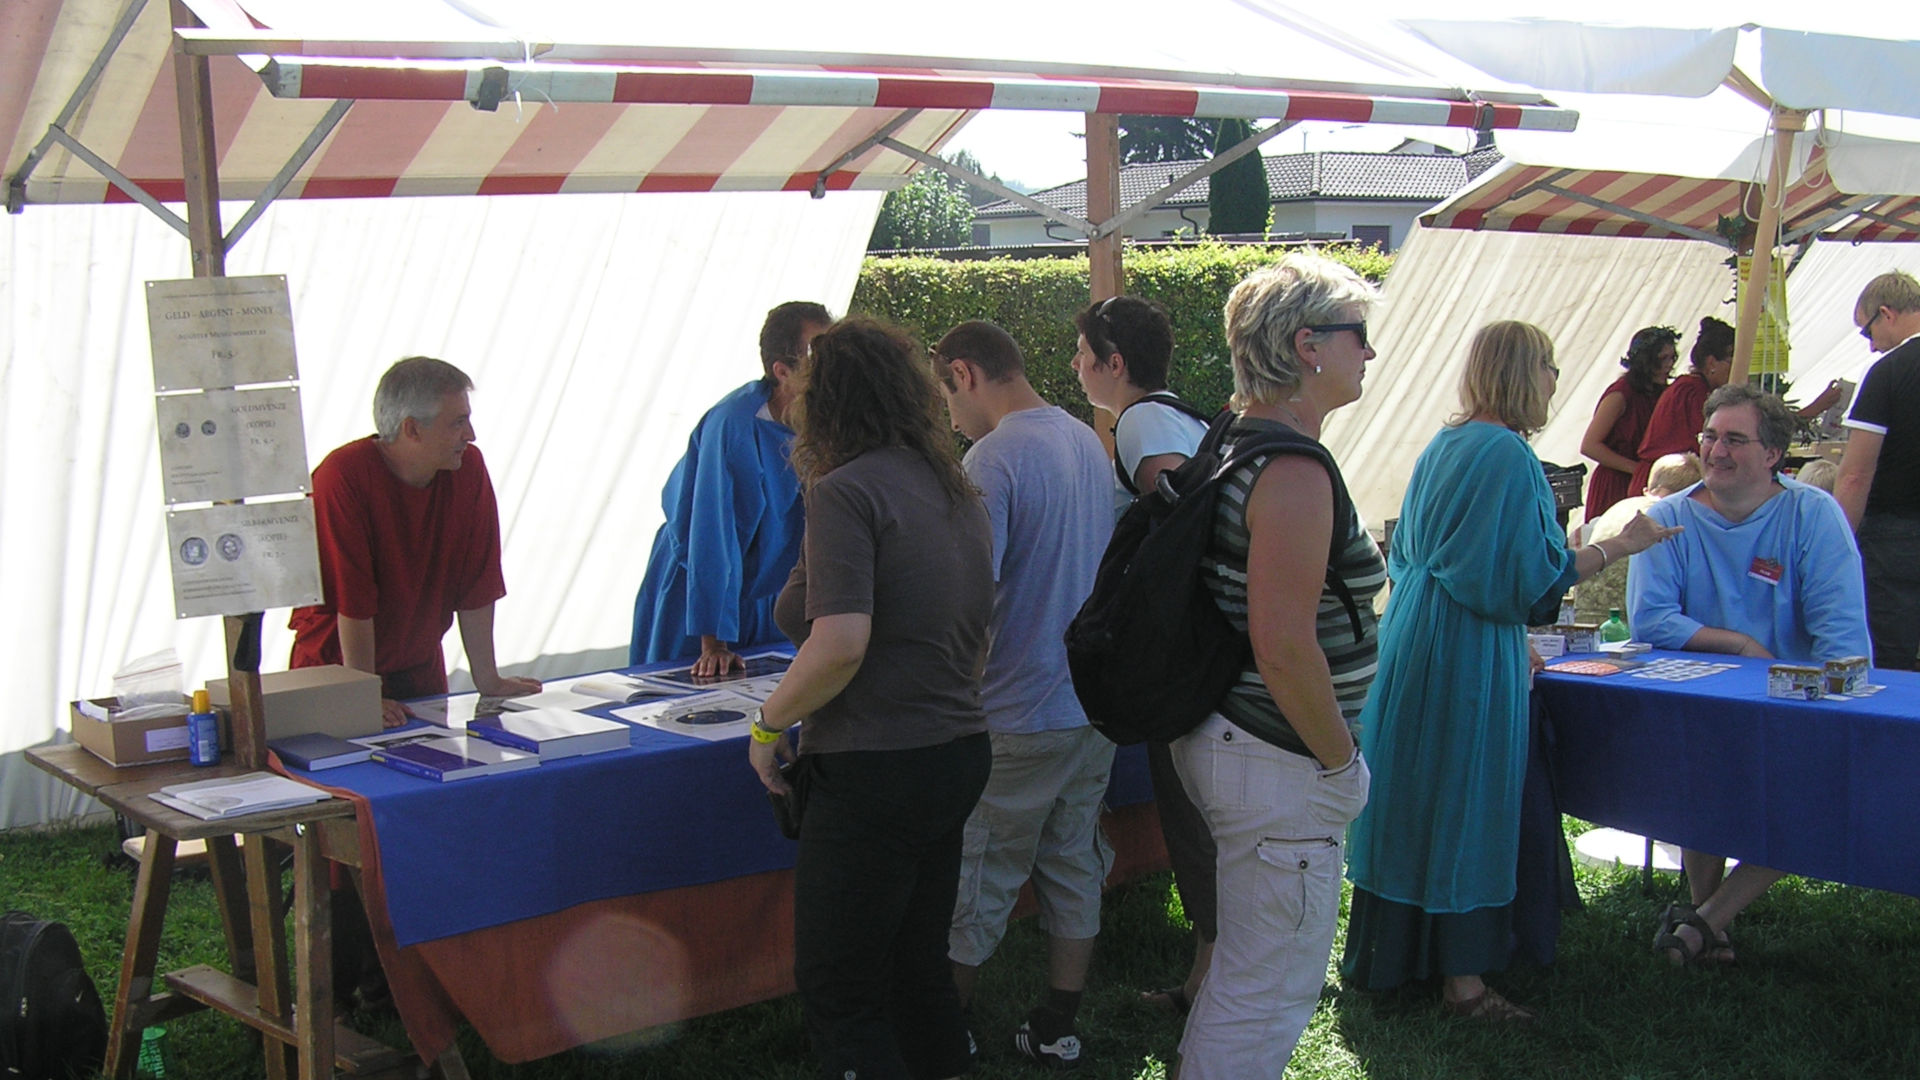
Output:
(1198, 419), (1387, 755)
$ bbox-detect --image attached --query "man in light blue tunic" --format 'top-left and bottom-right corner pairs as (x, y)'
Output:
(630, 302), (831, 673)
(1628, 383), (1870, 964)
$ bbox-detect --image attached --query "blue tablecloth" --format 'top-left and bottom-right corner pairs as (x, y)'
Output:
(295, 655), (1153, 947)
(1536, 651), (1920, 898)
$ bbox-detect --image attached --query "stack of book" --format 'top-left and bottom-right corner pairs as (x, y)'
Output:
(367, 733), (540, 782)
(268, 732), (375, 771)
(466, 707), (631, 760)
(149, 772), (330, 820)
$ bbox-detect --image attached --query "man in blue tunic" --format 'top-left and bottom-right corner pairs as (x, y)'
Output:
(630, 301), (832, 674)
(1628, 383), (1870, 964)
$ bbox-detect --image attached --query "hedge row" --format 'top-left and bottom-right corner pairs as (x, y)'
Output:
(849, 243), (1393, 426)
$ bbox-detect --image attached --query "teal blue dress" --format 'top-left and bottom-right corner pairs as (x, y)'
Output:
(1341, 422), (1576, 988)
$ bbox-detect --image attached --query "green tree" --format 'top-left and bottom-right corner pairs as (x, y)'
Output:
(1206, 118), (1270, 236)
(869, 164), (975, 251)
(1118, 116), (1218, 164)
(945, 149), (1016, 208)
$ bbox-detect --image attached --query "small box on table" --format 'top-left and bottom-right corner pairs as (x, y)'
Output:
(1824, 656), (1869, 695)
(68, 694), (216, 766)
(1767, 664), (1825, 700)
(209, 665), (383, 741)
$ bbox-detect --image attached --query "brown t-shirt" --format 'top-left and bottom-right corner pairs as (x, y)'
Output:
(774, 446), (994, 754)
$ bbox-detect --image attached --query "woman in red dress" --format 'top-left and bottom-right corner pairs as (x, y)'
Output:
(1580, 326), (1678, 521)
(1630, 317), (1734, 495)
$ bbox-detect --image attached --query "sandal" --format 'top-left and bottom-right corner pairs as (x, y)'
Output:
(1440, 987), (1535, 1024)
(1652, 903), (1737, 966)
(1140, 984), (1192, 1017)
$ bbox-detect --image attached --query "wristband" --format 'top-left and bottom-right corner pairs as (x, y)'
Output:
(749, 714), (785, 744)
(1594, 542), (1611, 571)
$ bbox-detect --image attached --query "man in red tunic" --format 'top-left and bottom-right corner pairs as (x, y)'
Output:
(290, 356), (540, 726)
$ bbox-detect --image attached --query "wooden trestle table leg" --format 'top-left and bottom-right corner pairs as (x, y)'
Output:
(105, 830), (177, 1080)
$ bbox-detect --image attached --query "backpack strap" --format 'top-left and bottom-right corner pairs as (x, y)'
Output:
(1114, 393), (1220, 496)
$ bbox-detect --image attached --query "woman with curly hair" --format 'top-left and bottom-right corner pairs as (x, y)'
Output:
(1581, 325), (1678, 520)
(1631, 317), (1735, 496)
(748, 317), (995, 1080)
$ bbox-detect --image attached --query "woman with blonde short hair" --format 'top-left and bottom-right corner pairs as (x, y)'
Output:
(1341, 321), (1679, 1022)
(1168, 252), (1385, 1079)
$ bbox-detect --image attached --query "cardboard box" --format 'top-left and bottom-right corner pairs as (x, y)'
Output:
(209, 665), (383, 741)
(68, 694), (220, 766)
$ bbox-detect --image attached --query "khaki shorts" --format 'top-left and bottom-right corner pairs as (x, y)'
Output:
(948, 725), (1116, 966)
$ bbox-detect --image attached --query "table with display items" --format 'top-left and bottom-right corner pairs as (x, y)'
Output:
(24, 743), (444, 1080)
(1535, 651), (1920, 898)
(285, 654), (1165, 1066)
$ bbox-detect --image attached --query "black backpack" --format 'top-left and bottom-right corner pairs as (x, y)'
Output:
(1112, 392), (1219, 496)
(1065, 413), (1362, 745)
(0, 912), (106, 1080)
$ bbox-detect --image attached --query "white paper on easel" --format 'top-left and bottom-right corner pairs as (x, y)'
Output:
(146, 275), (298, 391)
(165, 500), (322, 618)
(155, 386), (311, 504)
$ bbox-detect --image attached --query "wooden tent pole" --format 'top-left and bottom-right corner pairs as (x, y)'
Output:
(170, 0), (267, 772)
(1086, 112), (1122, 451)
(1730, 108), (1807, 386)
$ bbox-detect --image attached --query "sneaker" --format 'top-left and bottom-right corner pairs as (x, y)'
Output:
(1012, 1007), (1083, 1071)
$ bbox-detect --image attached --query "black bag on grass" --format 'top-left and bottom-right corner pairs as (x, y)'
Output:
(1065, 414), (1359, 745)
(0, 911), (107, 1080)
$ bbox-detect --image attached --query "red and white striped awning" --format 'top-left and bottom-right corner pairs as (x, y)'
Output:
(1425, 154), (1920, 245)
(1422, 94), (1920, 246)
(4, 0), (1577, 210)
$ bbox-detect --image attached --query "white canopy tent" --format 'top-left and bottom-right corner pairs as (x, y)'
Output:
(1322, 224), (1736, 530)
(1398, 9), (1920, 380)
(1, 189), (883, 829)
(3, 1), (1576, 828)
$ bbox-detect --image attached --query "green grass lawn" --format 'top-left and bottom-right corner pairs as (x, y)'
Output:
(5, 820), (1917, 1079)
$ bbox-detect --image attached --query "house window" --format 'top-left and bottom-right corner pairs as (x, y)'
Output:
(971, 222), (992, 247)
(1351, 225), (1392, 250)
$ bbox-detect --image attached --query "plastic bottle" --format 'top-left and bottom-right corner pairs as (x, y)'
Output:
(136, 1026), (170, 1079)
(1599, 608), (1631, 644)
(187, 689), (220, 766)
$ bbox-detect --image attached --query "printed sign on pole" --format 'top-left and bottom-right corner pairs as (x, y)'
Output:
(164, 500), (323, 619)
(146, 275), (298, 391)
(154, 387), (311, 504)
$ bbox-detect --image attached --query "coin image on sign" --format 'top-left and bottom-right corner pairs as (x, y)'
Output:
(217, 533), (245, 561)
(201, 420), (217, 435)
(180, 537), (209, 566)
(675, 708), (746, 726)
(174, 422), (192, 439)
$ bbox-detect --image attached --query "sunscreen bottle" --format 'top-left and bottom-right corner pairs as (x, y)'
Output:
(187, 689), (221, 766)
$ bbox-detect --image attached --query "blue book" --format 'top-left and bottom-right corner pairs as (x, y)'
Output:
(371, 735), (539, 782)
(466, 707), (630, 760)
(269, 732), (373, 771)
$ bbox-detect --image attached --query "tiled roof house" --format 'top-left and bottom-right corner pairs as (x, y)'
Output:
(972, 145), (1500, 250)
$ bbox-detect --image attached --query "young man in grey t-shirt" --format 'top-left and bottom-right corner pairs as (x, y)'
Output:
(934, 320), (1117, 1070)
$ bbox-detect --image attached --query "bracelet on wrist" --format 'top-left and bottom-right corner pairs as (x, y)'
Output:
(1594, 542), (1611, 570)
(749, 714), (785, 745)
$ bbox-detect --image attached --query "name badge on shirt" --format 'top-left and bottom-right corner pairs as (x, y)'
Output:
(1749, 557), (1784, 586)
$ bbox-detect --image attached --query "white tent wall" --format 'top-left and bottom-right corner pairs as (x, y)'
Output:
(1321, 225), (1736, 530)
(1785, 241), (1920, 397)
(0, 189), (882, 830)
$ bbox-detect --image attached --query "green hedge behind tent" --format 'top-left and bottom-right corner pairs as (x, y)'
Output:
(850, 243), (1392, 426)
